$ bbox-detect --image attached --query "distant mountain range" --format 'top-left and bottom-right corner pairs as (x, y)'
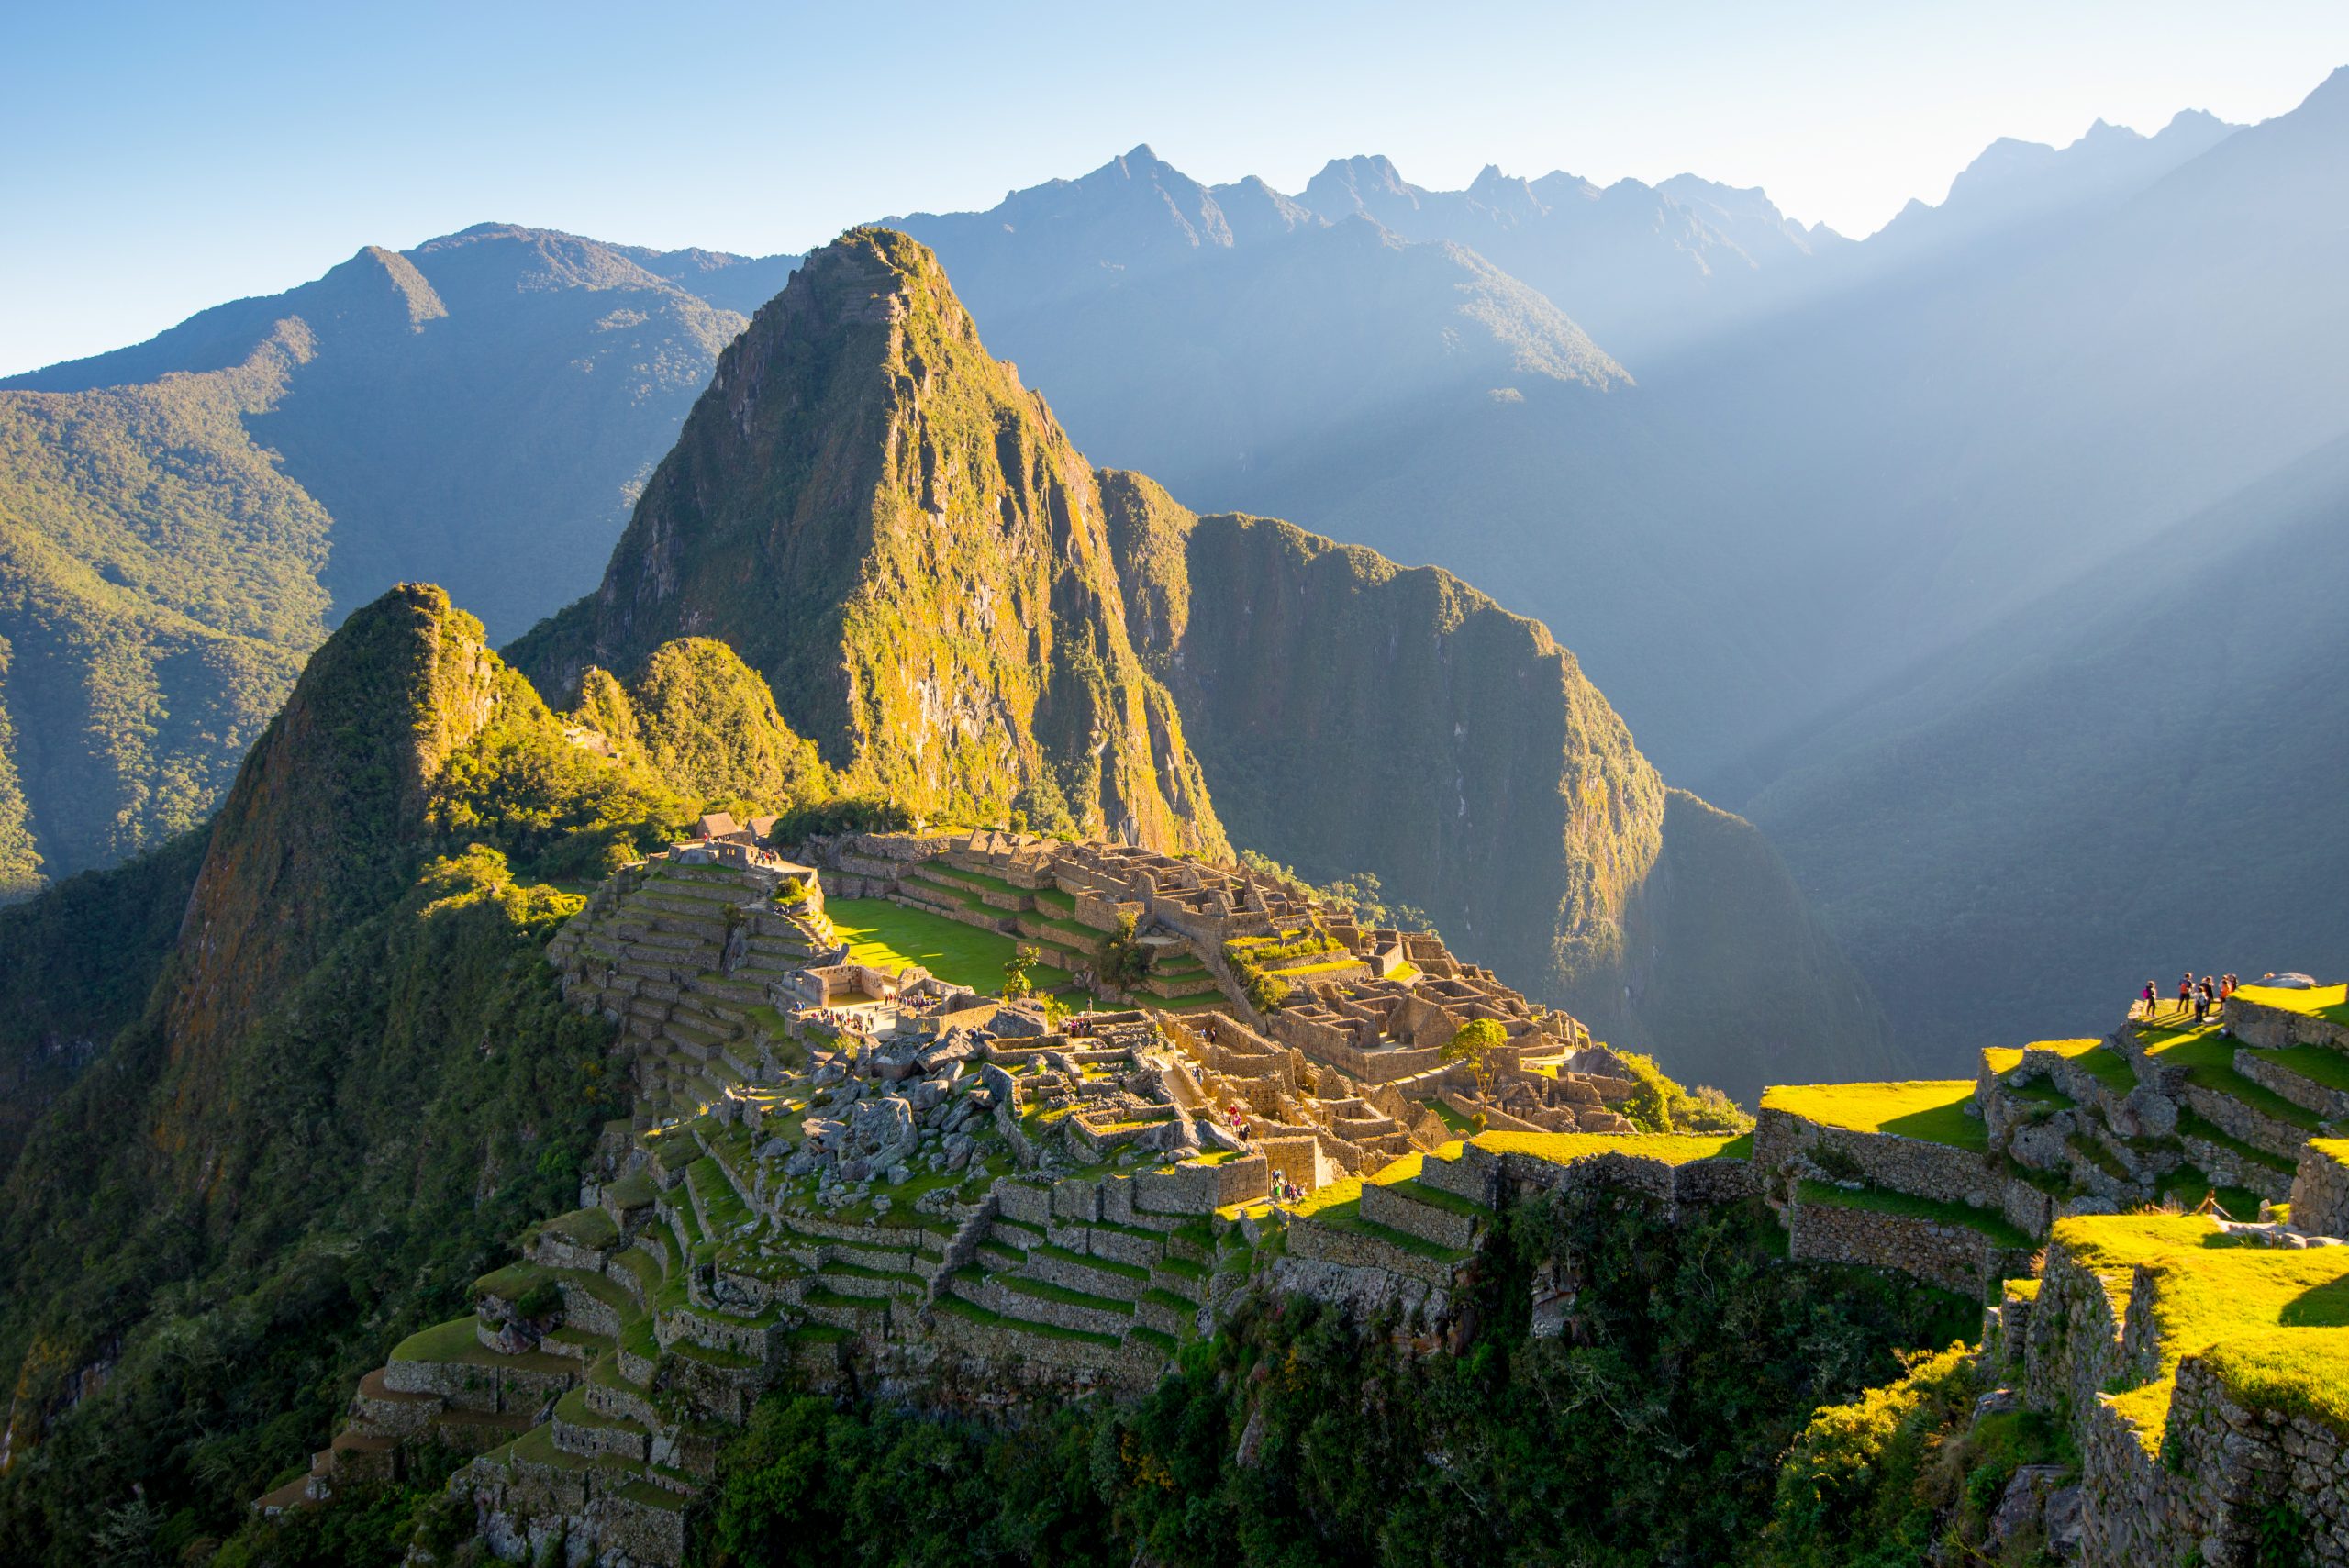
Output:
(6, 66), (2347, 1073)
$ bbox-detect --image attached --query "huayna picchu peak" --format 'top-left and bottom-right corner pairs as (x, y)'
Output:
(511, 229), (1227, 861)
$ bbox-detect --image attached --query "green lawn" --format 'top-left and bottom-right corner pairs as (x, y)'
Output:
(2141, 1026), (2321, 1131)
(2244, 1043), (2349, 1095)
(1761, 1082), (1987, 1151)
(1467, 1129), (1753, 1165)
(826, 897), (1089, 1000)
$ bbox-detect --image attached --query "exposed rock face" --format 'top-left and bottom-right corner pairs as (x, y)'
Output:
(162, 583), (503, 1135)
(513, 230), (1224, 856)
(1101, 471), (1898, 1095)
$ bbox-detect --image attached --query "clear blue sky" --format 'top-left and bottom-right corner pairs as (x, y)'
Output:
(5, 1), (2345, 375)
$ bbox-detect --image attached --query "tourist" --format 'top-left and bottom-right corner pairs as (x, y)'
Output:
(2140, 980), (2158, 1020)
(2179, 973), (2194, 1018)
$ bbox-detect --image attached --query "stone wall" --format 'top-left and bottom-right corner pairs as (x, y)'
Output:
(2293, 1145), (2349, 1239)
(2225, 995), (2349, 1053)
(1785, 1196), (2028, 1300)
(1754, 1107), (1999, 1207)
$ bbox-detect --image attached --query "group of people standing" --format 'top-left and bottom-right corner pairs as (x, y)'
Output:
(2138, 973), (2240, 1025)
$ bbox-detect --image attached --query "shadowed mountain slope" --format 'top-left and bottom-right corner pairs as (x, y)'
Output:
(1100, 471), (1898, 1095)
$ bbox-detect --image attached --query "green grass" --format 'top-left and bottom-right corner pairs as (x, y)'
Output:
(826, 897), (1027, 996)
(473, 1261), (551, 1301)
(689, 1158), (753, 1235)
(542, 1207), (620, 1250)
(930, 1287), (1123, 1348)
(2053, 1213), (2349, 1448)
(388, 1315), (575, 1373)
(1468, 1129), (1755, 1165)
(1127, 1326), (1178, 1353)
(2140, 1026), (2321, 1131)
(1762, 1082), (1987, 1151)
(2233, 983), (2349, 1026)
(2154, 1167), (2265, 1223)
(1375, 1177), (1492, 1221)
(1140, 1287), (1197, 1315)
(1036, 1242), (1150, 1282)
(604, 1170), (658, 1210)
(2202, 1329), (2349, 1437)
(1794, 1179), (2030, 1250)
(1305, 1202), (1475, 1264)
(996, 1274), (1136, 1315)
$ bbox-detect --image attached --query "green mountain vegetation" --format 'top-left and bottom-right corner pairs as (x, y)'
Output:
(1102, 472), (1898, 1095)
(0, 583), (785, 1561)
(509, 228), (1226, 857)
(626, 1191), (1965, 1568)
(0, 328), (329, 890)
(0, 228), (771, 899)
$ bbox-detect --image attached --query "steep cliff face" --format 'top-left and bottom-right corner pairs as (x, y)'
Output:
(1102, 468), (1663, 984)
(161, 584), (502, 1141)
(512, 229), (1223, 855)
(1102, 471), (1898, 1095)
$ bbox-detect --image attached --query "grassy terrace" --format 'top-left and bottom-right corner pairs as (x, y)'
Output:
(1985, 1037), (2138, 1097)
(2139, 1025), (2322, 1130)
(931, 1287), (1123, 1348)
(1468, 1129), (1753, 1164)
(2235, 982), (2349, 1027)
(2244, 1043), (2349, 1095)
(826, 896), (1091, 1000)
(1762, 1081), (1987, 1151)
(2176, 1108), (2299, 1175)
(390, 1315), (575, 1374)
(1794, 1179), (2031, 1250)
(2054, 1213), (2349, 1447)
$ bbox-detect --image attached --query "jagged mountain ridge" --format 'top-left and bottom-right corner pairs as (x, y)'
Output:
(510, 229), (1226, 856)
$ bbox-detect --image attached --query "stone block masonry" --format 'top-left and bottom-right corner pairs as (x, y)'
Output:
(1753, 1107), (1998, 1208)
(2294, 1142), (2349, 1239)
(1785, 1195), (2029, 1301)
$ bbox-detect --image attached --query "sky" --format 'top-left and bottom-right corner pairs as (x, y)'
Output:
(5, 1), (2346, 375)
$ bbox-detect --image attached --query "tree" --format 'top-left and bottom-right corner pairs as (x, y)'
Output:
(1100, 913), (1151, 992)
(1001, 946), (1036, 1001)
(1442, 1017), (1508, 1097)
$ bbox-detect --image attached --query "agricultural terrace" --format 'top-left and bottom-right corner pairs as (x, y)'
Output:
(1761, 1080), (1987, 1151)
(2235, 982), (2349, 1026)
(1982, 1037), (2137, 1095)
(824, 897), (1088, 1002)
(2051, 1213), (2349, 1446)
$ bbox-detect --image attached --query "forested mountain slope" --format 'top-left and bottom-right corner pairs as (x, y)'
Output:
(1101, 472), (1896, 1094)
(0, 583), (760, 1560)
(1748, 436), (2349, 1070)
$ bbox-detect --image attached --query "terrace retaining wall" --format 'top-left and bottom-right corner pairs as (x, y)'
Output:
(1754, 1107), (1998, 1207)
(2225, 995), (2349, 1053)
(2293, 1146), (2349, 1239)
(1785, 1196), (2027, 1300)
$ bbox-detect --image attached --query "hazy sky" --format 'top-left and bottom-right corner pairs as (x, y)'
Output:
(6, 1), (2345, 374)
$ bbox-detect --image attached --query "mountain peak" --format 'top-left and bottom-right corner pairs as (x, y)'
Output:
(511, 228), (1226, 853)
